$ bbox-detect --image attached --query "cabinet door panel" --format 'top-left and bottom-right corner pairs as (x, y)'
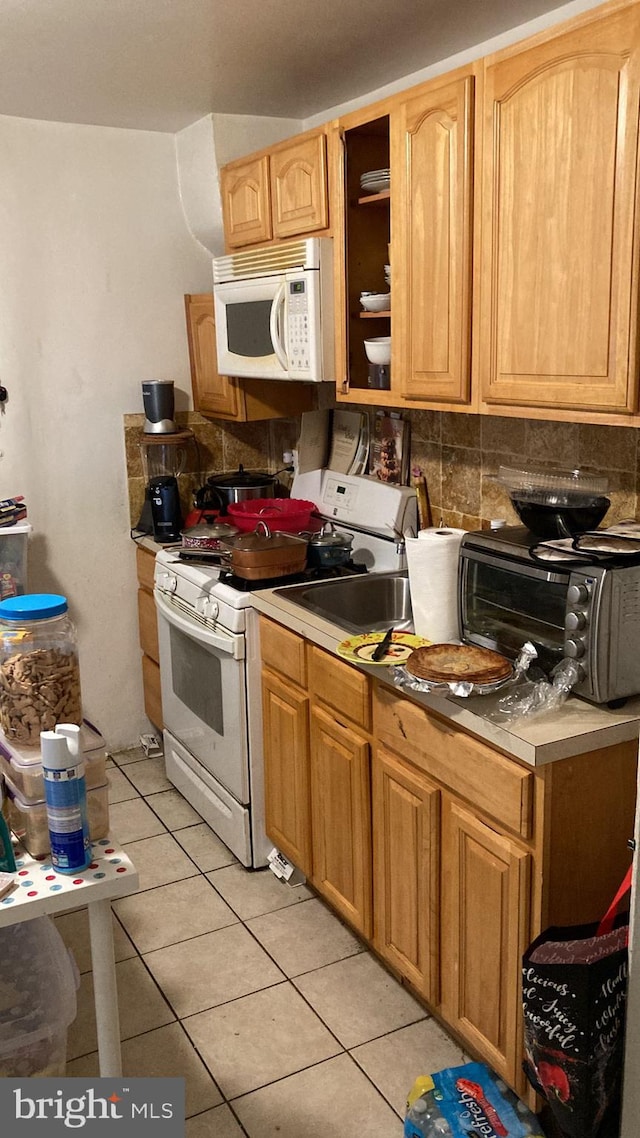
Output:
(137, 587), (159, 663)
(262, 669), (312, 876)
(221, 155), (272, 248)
(479, 8), (640, 412)
(393, 73), (474, 404)
(271, 133), (328, 239)
(441, 797), (530, 1087)
(373, 746), (440, 1002)
(310, 703), (371, 936)
(184, 294), (240, 418)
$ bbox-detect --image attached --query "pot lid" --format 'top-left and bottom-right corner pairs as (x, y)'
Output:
(181, 522), (239, 539)
(206, 464), (276, 489)
(233, 521), (307, 551)
(307, 522), (353, 548)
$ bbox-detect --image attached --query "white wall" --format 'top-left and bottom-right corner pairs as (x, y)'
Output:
(303, 0), (609, 127)
(0, 114), (212, 748)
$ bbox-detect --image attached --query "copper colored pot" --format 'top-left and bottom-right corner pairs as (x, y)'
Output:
(227, 522), (307, 580)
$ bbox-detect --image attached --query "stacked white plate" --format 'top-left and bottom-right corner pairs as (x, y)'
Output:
(384, 263), (391, 286)
(360, 168), (390, 194)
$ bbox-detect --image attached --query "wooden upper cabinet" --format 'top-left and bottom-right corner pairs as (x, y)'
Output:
(392, 69), (475, 405)
(477, 4), (640, 413)
(220, 131), (329, 250)
(270, 131), (328, 239)
(184, 293), (240, 418)
(220, 154), (272, 249)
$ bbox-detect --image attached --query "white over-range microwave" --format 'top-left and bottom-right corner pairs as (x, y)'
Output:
(212, 236), (334, 382)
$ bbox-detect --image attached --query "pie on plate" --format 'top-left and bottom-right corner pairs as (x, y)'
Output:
(405, 643), (512, 685)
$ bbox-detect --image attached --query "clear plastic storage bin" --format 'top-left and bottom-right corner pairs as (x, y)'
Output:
(5, 778), (110, 857)
(0, 720), (106, 803)
(0, 522), (31, 599)
(0, 914), (78, 1077)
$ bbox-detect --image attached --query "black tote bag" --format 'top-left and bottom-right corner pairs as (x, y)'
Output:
(522, 867), (632, 1138)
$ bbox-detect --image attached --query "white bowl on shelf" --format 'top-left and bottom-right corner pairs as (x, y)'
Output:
(360, 292), (391, 312)
(364, 336), (391, 364)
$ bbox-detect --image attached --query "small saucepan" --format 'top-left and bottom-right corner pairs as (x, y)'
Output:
(302, 523), (354, 569)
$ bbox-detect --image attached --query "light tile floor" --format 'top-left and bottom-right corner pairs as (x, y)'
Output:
(58, 749), (469, 1136)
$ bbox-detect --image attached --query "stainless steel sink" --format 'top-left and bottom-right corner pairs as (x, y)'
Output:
(274, 571), (412, 635)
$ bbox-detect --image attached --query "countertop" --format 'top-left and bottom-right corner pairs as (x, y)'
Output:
(250, 582), (640, 768)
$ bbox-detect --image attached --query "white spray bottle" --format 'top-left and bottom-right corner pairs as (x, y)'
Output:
(41, 724), (91, 874)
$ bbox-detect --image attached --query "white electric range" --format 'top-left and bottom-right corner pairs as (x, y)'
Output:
(153, 471), (417, 867)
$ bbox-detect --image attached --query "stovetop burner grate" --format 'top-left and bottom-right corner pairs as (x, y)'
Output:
(218, 561), (369, 593)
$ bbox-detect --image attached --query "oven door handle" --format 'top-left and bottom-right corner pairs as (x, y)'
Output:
(154, 588), (244, 658)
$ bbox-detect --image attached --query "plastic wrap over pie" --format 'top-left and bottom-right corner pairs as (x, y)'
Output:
(404, 643), (513, 686)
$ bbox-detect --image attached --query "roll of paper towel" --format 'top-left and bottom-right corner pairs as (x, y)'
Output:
(405, 527), (466, 643)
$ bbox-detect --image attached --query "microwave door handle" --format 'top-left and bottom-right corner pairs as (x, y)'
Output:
(269, 283), (288, 370)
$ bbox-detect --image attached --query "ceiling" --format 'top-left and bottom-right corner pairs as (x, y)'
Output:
(0, 0), (572, 132)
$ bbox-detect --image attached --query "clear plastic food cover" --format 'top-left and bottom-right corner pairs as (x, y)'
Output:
(392, 642), (537, 699)
(490, 657), (582, 725)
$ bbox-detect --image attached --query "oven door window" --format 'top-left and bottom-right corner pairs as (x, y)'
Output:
(170, 624), (224, 736)
(159, 617), (249, 804)
(464, 559), (567, 668)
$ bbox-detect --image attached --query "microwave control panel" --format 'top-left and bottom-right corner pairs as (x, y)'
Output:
(287, 278), (311, 373)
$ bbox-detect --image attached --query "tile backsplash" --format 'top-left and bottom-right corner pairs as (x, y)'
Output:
(124, 408), (640, 531)
(124, 412), (300, 527)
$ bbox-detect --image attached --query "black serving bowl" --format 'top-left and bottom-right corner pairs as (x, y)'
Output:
(511, 495), (611, 539)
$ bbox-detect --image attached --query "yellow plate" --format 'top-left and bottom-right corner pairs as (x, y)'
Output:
(336, 631), (430, 665)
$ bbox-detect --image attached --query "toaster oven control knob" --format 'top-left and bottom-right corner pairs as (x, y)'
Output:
(564, 637), (586, 659)
(567, 583), (589, 605)
(565, 611), (586, 632)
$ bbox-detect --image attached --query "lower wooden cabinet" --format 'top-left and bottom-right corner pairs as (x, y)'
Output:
(440, 796), (531, 1088)
(258, 614), (637, 1098)
(136, 546), (163, 731)
(261, 667), (312, 876)
(310, 703), (372, 937)
(372, 745), (440, 1003)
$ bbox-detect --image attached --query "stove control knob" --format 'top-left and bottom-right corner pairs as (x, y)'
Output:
(208, 600), (219, 620)
(564, 638), (586, 659)
(157, 572), (177, 594)
(567, 583), (589, 605)
(565, 611), (586, 632)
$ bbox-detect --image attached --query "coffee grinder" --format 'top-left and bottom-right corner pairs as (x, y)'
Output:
(142, 380), (177, 434)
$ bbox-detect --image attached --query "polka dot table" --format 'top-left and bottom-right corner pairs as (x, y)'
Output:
(0, 837), (138, 1078)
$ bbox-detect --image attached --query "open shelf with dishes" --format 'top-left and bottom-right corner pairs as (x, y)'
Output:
(342, 114), (392, 397)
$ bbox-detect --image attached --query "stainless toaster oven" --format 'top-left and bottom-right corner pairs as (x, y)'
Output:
(458, 527), (640, 704)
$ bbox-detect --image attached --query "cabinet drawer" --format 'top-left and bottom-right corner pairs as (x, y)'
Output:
(374, 686), (533, 839)
(309, 646), (371, 731)
(260, 617), (307, 688)
(136, 545), (156, 592)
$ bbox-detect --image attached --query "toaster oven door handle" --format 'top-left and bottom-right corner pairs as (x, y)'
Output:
(460, 548), (568, 584)
(154, 588), (243, 658)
